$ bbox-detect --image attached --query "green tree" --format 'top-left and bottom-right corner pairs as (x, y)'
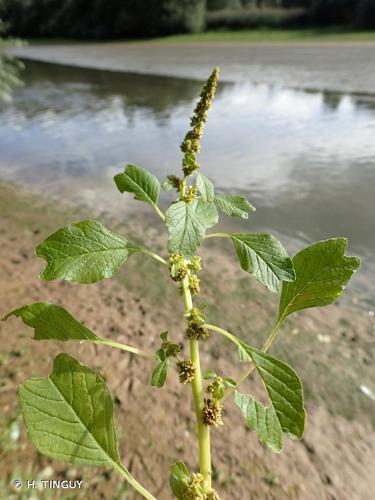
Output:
(309, 0), (358, 26)
(356, 0), (375, 28)
(207, 0), (242, 10)
(0, 0), (206, 39)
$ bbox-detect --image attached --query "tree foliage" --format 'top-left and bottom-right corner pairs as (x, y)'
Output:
(0, 0), (206, 39)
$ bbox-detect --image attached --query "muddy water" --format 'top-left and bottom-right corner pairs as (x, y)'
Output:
(1, 60), (374, 304)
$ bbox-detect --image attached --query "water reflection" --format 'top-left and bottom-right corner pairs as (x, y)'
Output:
(0, 60), (374, 302)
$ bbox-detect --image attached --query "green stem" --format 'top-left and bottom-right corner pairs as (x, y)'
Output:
(261, 317), (283, 352)
(140, 248), (168, 265)
(114, 462), (156, 500)
(204, 233), (229, 239)
(95, 338), (155, 360)
(180, 178), (187, 198)
(151, 202), (166, 222)
(182, 275), (212, 490)
(204, 323), (242, 348)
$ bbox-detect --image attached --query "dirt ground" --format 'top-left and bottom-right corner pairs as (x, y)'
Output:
(0, 182), (374, 500)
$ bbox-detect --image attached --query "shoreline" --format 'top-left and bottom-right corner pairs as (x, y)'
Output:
(12, 41), (375, 95)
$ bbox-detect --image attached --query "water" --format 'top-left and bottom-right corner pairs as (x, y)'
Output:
(1, 60), (374, 304)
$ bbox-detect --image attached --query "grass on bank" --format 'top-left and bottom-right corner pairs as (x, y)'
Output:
(27, 27), (375, 46)
(152, 28), (375, 44)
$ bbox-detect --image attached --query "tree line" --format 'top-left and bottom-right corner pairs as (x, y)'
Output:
(0, 0), (374, 40)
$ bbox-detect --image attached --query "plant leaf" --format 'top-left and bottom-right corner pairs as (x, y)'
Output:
(224, 377), (237, 388)
(160, 331), (168, 342)
(234, 391), (282, 453)
(36, 220), (139, 284)
(238, 344), (252, 362)
(278, 238), (360, 321)
(170, 461), (190, 498)
(195, 199), (218, 229)
(151, 354), (169, 388)
(114, 164), (160, 206)
(214, 194), (255, 219)
(239, 343), (305, 440)
(166, 200), (217, 258)
(2, 302), (100, 342)
(196, 173), (215, 202)
(229, 234), (296, 292)
(202, 369), (217, 380)
(162, 180), (173, 191)
(19, 353), (121, 466)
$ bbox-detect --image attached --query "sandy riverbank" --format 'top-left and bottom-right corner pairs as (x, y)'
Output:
(12, 41), (375, 95)
(0, 182), (374, 499)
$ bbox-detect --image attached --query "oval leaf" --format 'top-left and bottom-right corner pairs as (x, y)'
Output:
(114, 164), (160, 206)
(279, 238), (360, 321)
(229, 233), (296, 292)
(19, 353), (121, 466)
(151, 357), (169, 388)
(214, 194), (255, 219)
(195, 199), (218, 229)
(2, 302), (100, 342)
(234, 391), (282, 453)
(36, 220), (139, 283)
(170, 461), (190, 498)
(196, 173), (215, 202)
(166, 200), (217, 258)
(202, 369), (217, 380)
(248, 347), (305, 440)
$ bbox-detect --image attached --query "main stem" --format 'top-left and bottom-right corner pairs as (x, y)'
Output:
(181, 275), (212, 489)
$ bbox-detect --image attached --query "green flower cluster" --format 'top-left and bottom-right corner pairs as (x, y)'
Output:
(182, 473), (221, 500)
(185, 308), (209, 341)
(181, 67), (219, 177)
(202, 398), (223, 427)
(169, 254), (189, 281)
(177, 360), (196, 384)
(207, 377), (224, 401)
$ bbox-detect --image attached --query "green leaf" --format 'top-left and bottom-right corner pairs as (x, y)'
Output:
(224, 377), (237, 388)
(195, 199), (218, 229)
(170, 461), (189, 498)
(155, 349), (167, 362)
(162, 180), (173, 191)
(234, 391), (282, 453)
(214, 194), (255, 219)
(240, 343), (305, 440)
(114, 164), (160, 206)
(196, 173), (215, 202)
(229, 233), (296, 292)
(151, 352), (169, 388)
(279, 238), (360, 321)
(36, 220), (139, 284)
(202, 369), (217, 380)
(238, 344), (252, 363)
(160, 331), (168, 342)
(166, 200), (218, 258)
(2, 302), (100, 342)
(19, 353), (121, 466)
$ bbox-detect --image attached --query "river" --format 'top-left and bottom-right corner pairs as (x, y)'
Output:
(1, 60), (374, 306)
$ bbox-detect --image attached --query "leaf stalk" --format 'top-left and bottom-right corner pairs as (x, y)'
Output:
(95, 338), (156, 360)
(204, 320), (284, 401)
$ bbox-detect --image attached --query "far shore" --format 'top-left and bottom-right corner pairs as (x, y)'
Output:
(12, 34), (375, 95)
